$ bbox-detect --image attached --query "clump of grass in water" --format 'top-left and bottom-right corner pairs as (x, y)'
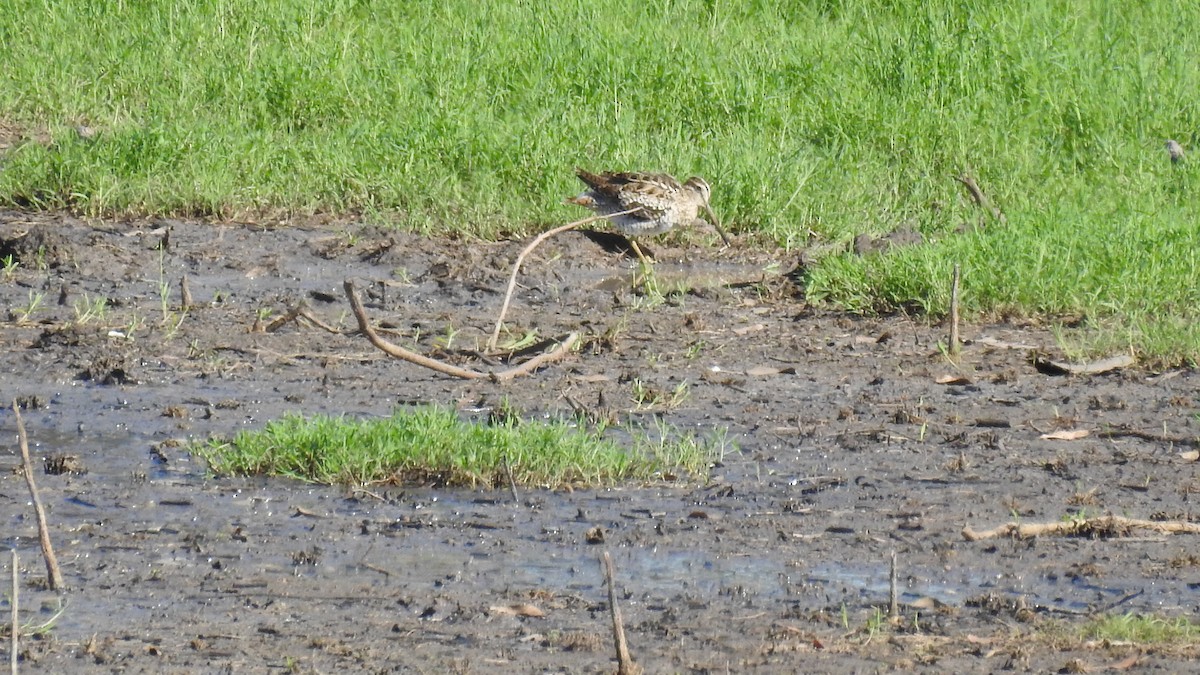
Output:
(1082, 613), (1200, 644)
(198, 406), (726, 488)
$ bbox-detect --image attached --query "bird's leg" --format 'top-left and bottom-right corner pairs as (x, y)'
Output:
(628, 238), (660, 292)
(628, 239), (653, 267)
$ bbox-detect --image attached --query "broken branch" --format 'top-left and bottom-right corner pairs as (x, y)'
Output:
(10, 549), (17, 675)
(602, 551), (641, 675)
(344, 280), (576, 381)
(963, 514), (1200, 541)
(1033, 353), (1135, 376)
(488, 210), (639, 353)
(948, 263), (961, 359)
(13, 401), (65, 591)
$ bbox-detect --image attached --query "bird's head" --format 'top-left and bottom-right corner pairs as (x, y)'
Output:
(683, 176), (730, 247)
(683, 176), (712, 205)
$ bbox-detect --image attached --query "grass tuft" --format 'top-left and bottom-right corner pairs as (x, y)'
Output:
(197, 406), (724, 488)
(1082, 613), (1200, 644)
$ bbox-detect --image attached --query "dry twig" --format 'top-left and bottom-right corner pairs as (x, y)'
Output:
(488, 210), (638, 352)
(1033, 354), (1135, 376)
(948, 264), (961, 359)
(963, 514), (1200, 541)
(602, 551), (640, 675)
(501, 454), (520, 505)
(179, 275), (194, 309)
(889, 550), (899, 619)
(261, 305), (302, 333)
(344, 280), (576, 381)
(9, 549), (16, 675)
(12, 402), (64, 591)
(1095, 427), (1200, 447)
(256, 301), (348, 335)
(295, 305), (346, 334)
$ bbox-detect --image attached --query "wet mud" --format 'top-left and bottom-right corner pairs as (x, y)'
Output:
(1, 211), (1198, 672)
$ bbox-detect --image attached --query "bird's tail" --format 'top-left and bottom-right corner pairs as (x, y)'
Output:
(574, 167), (608, 190)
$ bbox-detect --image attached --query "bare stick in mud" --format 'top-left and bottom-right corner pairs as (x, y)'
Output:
(488, 210), (639, 353)
(295, 305), (346, 335)
(602, 551), (641, 675)
(10, 549), (16, 675)
(501, 454), (520, 505)
(949, 264), (961, 359)
(889, 550), (898, 619)
(963, 514), (1200, 541)
(260, 301), (347, 335)
(180, 275), (194, 309)
(344, 280), (577, 381)
(260, 305), (302, 333)
(12, 402), (64, 591)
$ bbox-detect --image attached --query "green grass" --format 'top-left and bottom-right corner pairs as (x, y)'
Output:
(197, 406), (724, 488)
(1, 1), (1198, 361)
(1082, 613), (1200, 644)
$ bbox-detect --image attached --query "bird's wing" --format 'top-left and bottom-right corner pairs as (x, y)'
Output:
(612, 173), (682, 216)
(620, 172), (684, 191)
(575, 170), (685, 219)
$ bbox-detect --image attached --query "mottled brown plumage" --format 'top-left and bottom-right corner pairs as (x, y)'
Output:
(567, 169), (730, 258)
(1166, 139), (1186, 164)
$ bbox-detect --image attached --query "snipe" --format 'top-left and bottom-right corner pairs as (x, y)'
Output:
(566, 169), (730, 264)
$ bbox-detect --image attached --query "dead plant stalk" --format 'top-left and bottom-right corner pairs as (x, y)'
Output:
(963, 514), (1200, 541)
(488, 210), (639, 352)
(343, 280), (577, 381)
(602, 551), (641, 675)
(12, 402), (64, 591)
(949, 263), (961, 358)
(9, 549), (16, 675)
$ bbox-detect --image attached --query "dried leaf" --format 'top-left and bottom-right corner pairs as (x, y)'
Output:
(489, 603), (545, 618)
(1040, 429), (1090, 441)
(746, 365), (782, 377)
(732, 323), (765, 336)
(935, 374), (972, 385)
(574, 373), (611, 383)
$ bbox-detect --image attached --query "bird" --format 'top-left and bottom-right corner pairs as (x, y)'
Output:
(566, 169), (730, 265)
(1166, 139), (1185, 164)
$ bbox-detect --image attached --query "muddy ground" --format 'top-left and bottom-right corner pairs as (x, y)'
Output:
(1, 210), (1198, 673)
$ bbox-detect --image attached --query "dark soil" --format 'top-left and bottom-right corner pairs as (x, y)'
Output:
(1, 210), (1198, 673)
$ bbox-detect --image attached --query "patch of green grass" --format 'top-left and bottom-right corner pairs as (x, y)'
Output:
(1, 2), (1199, 360)
(197, 406), (724, 488)
(1082, 613), (1200, 644)
(808, 192), (1200, 365)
